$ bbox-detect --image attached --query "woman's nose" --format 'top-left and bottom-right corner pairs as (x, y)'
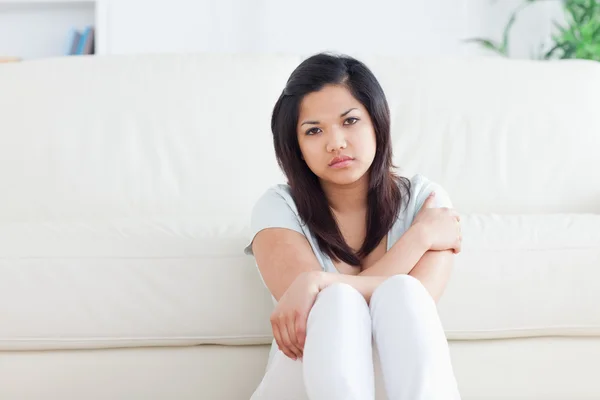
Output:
(326, 128), (347, 152)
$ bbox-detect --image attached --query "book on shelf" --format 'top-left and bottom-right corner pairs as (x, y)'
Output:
(67, 29), (82, 55)
(67, 25), (95, 56)
(1, 25), (95, 62)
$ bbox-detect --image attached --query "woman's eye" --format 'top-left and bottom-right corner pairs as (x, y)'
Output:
(306, 127), (321, 135)
(344, 117), (359, 125)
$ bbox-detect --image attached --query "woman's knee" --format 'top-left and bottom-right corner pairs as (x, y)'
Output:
(370, 274), (432, 311)
(315, 282), (368, 308)
(308, 283), (370, 327)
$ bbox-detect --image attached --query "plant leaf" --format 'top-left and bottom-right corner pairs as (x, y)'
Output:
(562, 43), (578, 59)
(543, 43), (561, 59)
(464, 38), (508, 56)
(502, 2), (531, 53)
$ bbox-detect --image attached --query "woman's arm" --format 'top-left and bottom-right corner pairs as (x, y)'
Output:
(310, 222), (435, 303)
(252, 227), (322, 302)
(408, 250), (454, 303)
(311, 230), (454, 302)
(312, 272), (387, 303)
(358, 223), (431, 277)
(311, 248), (454, 305)
(252, 228), (324, 360)
(357, 193), (461, 302)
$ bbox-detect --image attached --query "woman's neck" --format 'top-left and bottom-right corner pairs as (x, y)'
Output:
(321, 174), (369, 214)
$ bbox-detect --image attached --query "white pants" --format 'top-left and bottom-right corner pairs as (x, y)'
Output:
(250, 274), (461, 400)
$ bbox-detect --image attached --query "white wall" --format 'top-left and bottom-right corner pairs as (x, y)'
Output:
(105, 0), (469, 57)
(0, 0), (566, 60)
(0, 2), (95, 60)
(103, 0), (565, 59)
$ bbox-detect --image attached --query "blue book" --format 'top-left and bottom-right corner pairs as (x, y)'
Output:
(67, 28), (81, 56)
(77, 26), (93, 55)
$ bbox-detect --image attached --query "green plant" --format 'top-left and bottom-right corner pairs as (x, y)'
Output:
(465, 0), (600, 61)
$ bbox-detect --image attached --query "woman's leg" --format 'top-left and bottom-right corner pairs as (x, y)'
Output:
(250, 283), (374, 400)
(303, 283), (375, 400)
(250, 348), (308, 400)
(370, 275), (461, 400)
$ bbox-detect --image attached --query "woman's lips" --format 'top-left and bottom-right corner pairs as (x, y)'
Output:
(329, 159), (354, 169)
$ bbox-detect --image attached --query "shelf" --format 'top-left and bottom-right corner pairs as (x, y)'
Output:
(0, 0), (97, 59)
(0, 0), (94, 12)
(0, 1), (94, 4)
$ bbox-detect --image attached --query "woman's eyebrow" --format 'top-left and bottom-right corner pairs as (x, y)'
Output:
(300, 108), (358, 126)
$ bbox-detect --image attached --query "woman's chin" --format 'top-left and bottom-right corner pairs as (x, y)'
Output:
(322, 171), (368, 186)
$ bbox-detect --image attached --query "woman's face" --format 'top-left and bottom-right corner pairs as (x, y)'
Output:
(296, 84), (377, 186)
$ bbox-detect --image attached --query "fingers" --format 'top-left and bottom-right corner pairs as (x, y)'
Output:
(448, 208), (461, 221)
(271, 316), (295, 360)
(271, 313), (301, 360)
(454, 223), (463, 254)
(270, 318), (285, 359)
(295, 311), (307, 353)
(453, 239), (462, 254)
(422, 191), (437, 209)
(285, 315), (303, 360)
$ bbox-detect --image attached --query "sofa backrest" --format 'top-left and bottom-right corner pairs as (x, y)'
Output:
(1, 54), (599, 224)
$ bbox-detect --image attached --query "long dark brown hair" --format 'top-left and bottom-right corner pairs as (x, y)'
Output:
(271, 52), (411, 267)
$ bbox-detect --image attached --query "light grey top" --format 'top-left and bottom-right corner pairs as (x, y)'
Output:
(244, 174), (452, 271)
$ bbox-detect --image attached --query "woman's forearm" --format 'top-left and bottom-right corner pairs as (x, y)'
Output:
(409, 250), (454, 303)
(311, 224), (430, 303)
(308, 224), (446, 304)
(313, 271), (387, 303)
(359, 223), (431, 277)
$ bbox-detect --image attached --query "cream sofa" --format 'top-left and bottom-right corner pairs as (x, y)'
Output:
(0, 54), (599, 400)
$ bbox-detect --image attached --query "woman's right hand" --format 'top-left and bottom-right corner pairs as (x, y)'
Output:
(270, 271), (321, 361)
(411, 192), (462, 253)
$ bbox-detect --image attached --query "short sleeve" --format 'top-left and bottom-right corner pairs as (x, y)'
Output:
(243, 186), (305, 256)
(410, 174), (453, 223)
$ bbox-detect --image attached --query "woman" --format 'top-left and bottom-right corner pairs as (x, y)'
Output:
(244, 52), (462, 400)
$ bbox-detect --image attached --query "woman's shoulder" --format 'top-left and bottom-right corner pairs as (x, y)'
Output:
(249, 183), (302, 228)
(392, 174), (452, 222)
(245, 183), (304, 256)
(253, 183), (297, 212)
(407, 173), (435, 192)
(387, 174), (453, 244)
(403, 173), (453, 215)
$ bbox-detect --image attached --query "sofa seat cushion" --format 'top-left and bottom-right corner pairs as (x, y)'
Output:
(0, 217), (274, 351)
(439, 213), (600, 339)
(0, 214), (598, 351)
